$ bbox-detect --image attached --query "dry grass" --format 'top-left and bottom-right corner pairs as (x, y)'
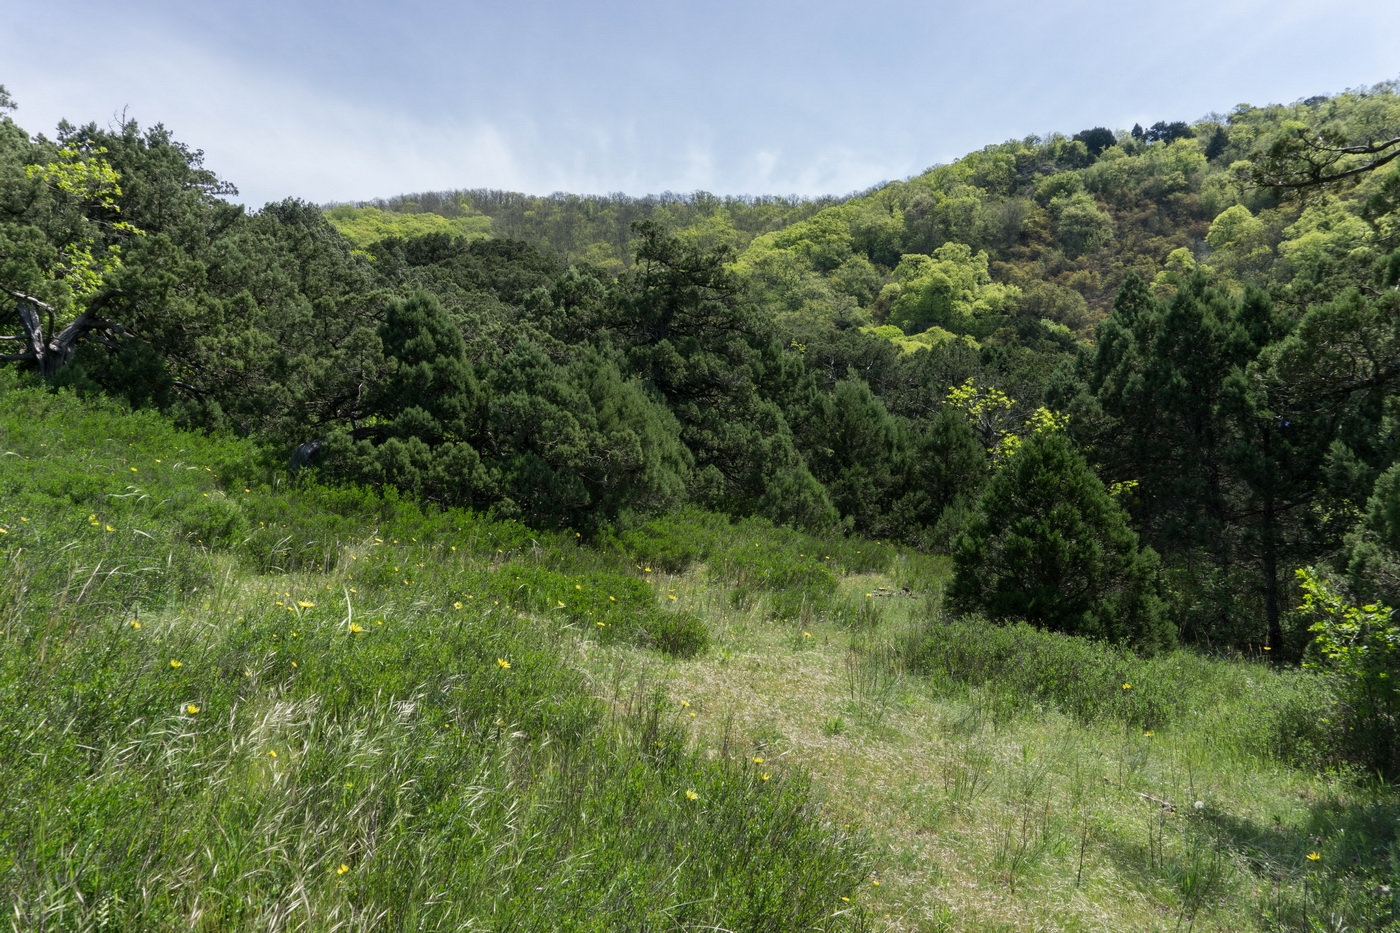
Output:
(573, 567), (1360, 932)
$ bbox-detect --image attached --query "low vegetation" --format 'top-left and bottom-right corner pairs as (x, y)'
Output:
(4, 374), (1396, 931)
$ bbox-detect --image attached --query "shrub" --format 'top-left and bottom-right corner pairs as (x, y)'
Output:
(949, 431), (1173, 652)
(643, 610), (709, 659)
(1297, 567), (1400, 776)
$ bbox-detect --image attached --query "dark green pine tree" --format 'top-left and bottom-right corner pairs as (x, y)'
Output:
(802, 377), (907, 536)
(320, 290), (492, 509)
(950, 431), (1173, 652)
(375, 290), (480, 442)
(1085, 272), (1312, 649)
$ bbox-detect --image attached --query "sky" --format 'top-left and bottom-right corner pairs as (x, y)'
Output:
(5, 1), (1399, 209)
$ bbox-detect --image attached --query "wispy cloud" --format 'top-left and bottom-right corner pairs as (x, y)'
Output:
(5, 0), (1397, 207)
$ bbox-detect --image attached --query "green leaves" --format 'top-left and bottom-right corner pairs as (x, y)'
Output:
(1297, 567), (1400, 772)
(950, 431), (1172, 651)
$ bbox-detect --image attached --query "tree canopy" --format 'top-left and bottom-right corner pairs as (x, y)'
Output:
(2, 79), (1399, 664)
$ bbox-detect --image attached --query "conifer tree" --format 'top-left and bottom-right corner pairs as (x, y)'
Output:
(950, 430), (1172, 651)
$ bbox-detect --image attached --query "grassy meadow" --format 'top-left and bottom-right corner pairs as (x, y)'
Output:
(2, 373), (1396, 931)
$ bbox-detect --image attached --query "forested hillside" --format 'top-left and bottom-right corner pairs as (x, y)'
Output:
(329, 189), (845, 273)
(7, 75), (1400, 930)
(4, 80), (1400, 698)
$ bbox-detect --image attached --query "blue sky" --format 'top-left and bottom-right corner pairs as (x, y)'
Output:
(5, 1), (1398, 209)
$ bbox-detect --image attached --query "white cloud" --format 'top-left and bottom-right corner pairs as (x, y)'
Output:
(5, 1), (1397, 209)
(3, 16), (529, 207)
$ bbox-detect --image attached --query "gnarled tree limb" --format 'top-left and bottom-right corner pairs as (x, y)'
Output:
(1251, 129), (1400, 193)
(3, 285), (124, 379)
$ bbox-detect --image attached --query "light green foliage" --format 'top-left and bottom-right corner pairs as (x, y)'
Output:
(732, 239), (852, 321)
(1049, 190), (1115, 257)
(859, 322), (964, 353)
(1299, 568), (1399, 685)
(1276, 200), (1378, 300)
(1247, 86), (1400, 195)
(944, 378), (1065, 467)
(1203, 204), (1274, 282)
(881, 242), (1019, 336)
(1150, 245), (1197, 296)
(675, 207), (742, 254)
(945, 376), (1014, 453)
(755, 208), (855, 272)
(21, 144), (143, 309)
(1297, 567), (1400, 773)
(902, 182), (993, 254)
(325, 203), (491, 248)
(1088, 136), (1208, 200)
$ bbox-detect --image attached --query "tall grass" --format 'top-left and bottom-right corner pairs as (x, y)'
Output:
(898, 610), (1335, 765)
(9, 372), (1400, 931)
(0, 376), (871, 932)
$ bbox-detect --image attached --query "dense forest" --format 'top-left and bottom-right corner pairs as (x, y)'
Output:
(4, 80), (1400, 731)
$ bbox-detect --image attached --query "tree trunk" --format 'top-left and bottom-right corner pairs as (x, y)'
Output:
(3, 287), (123, 379)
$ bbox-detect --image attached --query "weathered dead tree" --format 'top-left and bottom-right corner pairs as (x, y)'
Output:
(1, 286), (125, 379)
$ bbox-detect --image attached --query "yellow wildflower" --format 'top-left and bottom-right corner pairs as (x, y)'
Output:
(169, 659), (182, 669)
(497, 658), (511, 669)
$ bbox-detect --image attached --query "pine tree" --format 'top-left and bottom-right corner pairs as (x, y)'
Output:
(950, 431), (1172, 651)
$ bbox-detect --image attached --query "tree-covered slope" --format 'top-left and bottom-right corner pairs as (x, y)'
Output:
(3, 80), (1399, 663)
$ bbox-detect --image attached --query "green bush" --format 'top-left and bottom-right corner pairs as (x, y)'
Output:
(950, 431), (1173, 652)
(643, 610), (709, 659)
(1297, 567), (1400, 775)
